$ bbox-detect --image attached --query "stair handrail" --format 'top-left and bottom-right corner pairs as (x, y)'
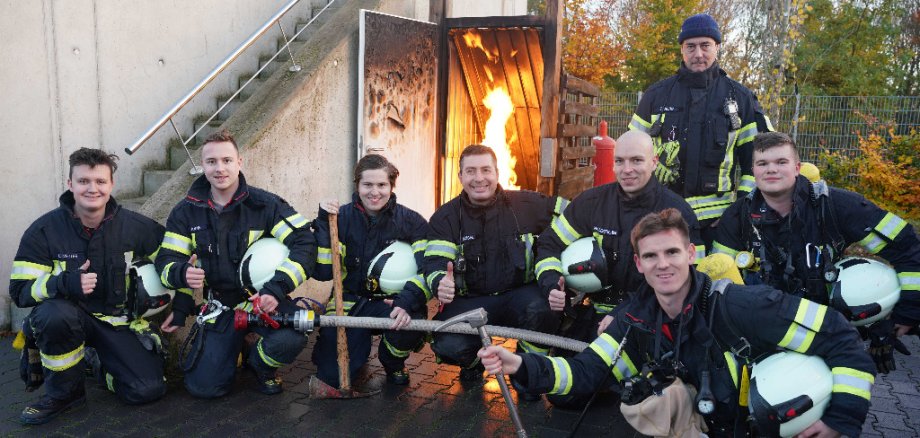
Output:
(124, 0), (336, 175)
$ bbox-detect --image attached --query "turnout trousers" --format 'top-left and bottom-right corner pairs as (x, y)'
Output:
(28, 299), (165, 404)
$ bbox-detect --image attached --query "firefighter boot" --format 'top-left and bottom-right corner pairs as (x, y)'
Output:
(20, 388), (86, 425)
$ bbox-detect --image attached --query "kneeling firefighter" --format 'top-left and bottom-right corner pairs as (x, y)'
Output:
(479, 209), (874, 437)
(309, 154), (430, 394)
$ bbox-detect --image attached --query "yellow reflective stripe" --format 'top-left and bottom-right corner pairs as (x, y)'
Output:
(548, 356), (573, 395)
(427, 271), (446, 291)
(738, 175), (756, 193)
(409, 274), (433, 300)
(793, 299), (827, 332)
(735, 122), (758, 146)
(593, 303), (616, 314)
(629, 113), (652, 132)
(161, 232), (193, 256)
(105, 373), (115, 392)
(383, 336), (411, 358)
(518, 340), (549, 355)
(41, 343), (85, 372)
(177, 287), (194, 297)
(589, 333), (636, 381)
(874, 213), (907, 240)
(30, 274), (51, 302)
(694, 245), (707, 262)
(523, 233), (535, 282)
(763, 115), (775, 132)
(248, 230), (264, 245)
(778, 323), (816, 353)
(425, 240), (458, 259)
(256, 338), (283, 368)
(285, 213), (309, 229)
(411, 239), (428, 254)
(695, 203), (732, 221)
(686, 193), (734, 209)
(317, 247), (332, 265)
(271, 220), (294, 243)
(832, 367), (874, 400)
(235, 301), (255, 312)
(899, 272), (920, 291)
(718, 128), (741, 192)
(724, 352), (739, 388)
(554, 197), (569, 216)
(93, 313), (130, 326)
(536, 257), (563, 278)
(857, 231), (887, 254)
(551, 215), (581, 246)
(52, 260), (66, 275)
(147, 247), (160, 262)
(278, 258), (307, 287)
(324, 300), (356, 315)
(711, 241), (740, 258)
(11, 261), (52, 280)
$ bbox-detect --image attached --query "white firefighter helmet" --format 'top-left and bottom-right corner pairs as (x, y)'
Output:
(367, 241), (417, 295)
(560, 237), (607, 293)
(749, 351), (833, 437)
(829, 257), (900, 326)
(239, 237), (290, 293)
(130, 262), (174, 318)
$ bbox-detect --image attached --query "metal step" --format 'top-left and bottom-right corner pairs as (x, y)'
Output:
(143, 170), (175, 196)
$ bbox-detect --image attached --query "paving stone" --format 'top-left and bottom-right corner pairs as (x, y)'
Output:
(873, 411), (914, 432)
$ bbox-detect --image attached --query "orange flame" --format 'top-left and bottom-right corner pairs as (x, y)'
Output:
(462, 30), (496, 62)
(481, 87), (518, 190)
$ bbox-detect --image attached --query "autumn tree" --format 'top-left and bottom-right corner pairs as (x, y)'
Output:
(558, 0), (624, 86)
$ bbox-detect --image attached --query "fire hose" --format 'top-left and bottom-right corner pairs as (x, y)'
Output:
(234, 310), (590, 353)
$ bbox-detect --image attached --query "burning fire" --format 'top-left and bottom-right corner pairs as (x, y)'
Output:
(481, 87), (518, 189)
(463, 30), (519, 190)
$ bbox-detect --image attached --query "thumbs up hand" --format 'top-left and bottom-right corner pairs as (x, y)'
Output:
(185, 254), (205, 289)
(437, 261), (456, 305)
(548, 276), (566, 311)
(80, 259), (97, 295)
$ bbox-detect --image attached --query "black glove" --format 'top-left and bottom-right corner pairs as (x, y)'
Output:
(868, 319), (911, 374)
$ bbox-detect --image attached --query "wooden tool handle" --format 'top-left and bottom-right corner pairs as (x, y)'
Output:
(329, 213), (350, 391)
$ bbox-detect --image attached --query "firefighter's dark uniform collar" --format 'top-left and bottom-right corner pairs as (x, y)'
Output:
(59, 191), (120, 232)
(185, 172), (250, 210)
(749, 174), (812, 224)
(677, 61), (723, 89)
(459, 184), (504, 211)
(619, 177), (662, 210)
(352, 191), (398, 218)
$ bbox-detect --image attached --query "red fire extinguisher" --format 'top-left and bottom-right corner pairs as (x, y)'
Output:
(593, 120), (616, 186)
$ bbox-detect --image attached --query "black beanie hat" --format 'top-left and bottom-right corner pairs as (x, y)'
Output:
(678, 13), (722, 44)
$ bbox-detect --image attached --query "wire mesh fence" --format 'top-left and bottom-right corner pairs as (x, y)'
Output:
(597, 92), (920, 163)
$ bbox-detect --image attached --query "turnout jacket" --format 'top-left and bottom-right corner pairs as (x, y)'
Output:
(713, 175), (920, 326)
(156, 174), (316, 325)
(11, 192), (164, 321)
(515, 269), (875, 437)
(418, 186), (566, 305)
(629, 63), (772, 222)
(312, 193), (431, 311)
(535, 178), (704, 310)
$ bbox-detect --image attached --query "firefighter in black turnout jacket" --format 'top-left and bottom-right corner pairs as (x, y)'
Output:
(418, 144), (565, 381)
(309, 154), (429, 393)
(535, 131), (702, 407)
(628, 13), (772, 245)
(714, 132), (920, 373)
(11, 148), (167, 425)
(480, 209), (875, 437)
(156, 131), (316, 398)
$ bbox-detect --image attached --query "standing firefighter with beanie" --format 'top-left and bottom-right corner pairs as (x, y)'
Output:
(155, 130), (316, 398)
(415, 144), (565, 386)
(534, 130), (703, 408)
(11, 148), (167, 424)
(629, 13), (773, 246)
(479, 209), (875, 437)
(309, 154), (430, 394)
(713, 132), (920, 374)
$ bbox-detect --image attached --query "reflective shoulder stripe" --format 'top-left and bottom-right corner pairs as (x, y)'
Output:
(735, 122), (759, 146)
(278, 258), (307, 287)
(317, 247), (332, 265)
(899, 272), (920, 291)
(536, 257), (563, 278)
(711, 241), (740, 258)
(738, 175), (756, 193)
(30, 274), (52, 302)
(11, 261), (52, 280)
(40, 343), (85, 371)
(874, 212), (907, 241)
(629, 114), (652, 132)
(248, 230), (265, 246)
(832, 367), (874, 400)
(857, 231), (887, 254)
(551, 215), (581, 246)
(425, 240), (458, 259)
(548, 356), (574, 395)
(162, 231), (193, 256)
(589, 333), (637, 381)
(411, 239), (428, 254)
(723, 352), (739, 388)
(554, 197), (570, 216)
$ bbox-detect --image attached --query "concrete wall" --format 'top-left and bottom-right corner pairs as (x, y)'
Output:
(447, 0), (528, 17)
(0, 0), (318, 329)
